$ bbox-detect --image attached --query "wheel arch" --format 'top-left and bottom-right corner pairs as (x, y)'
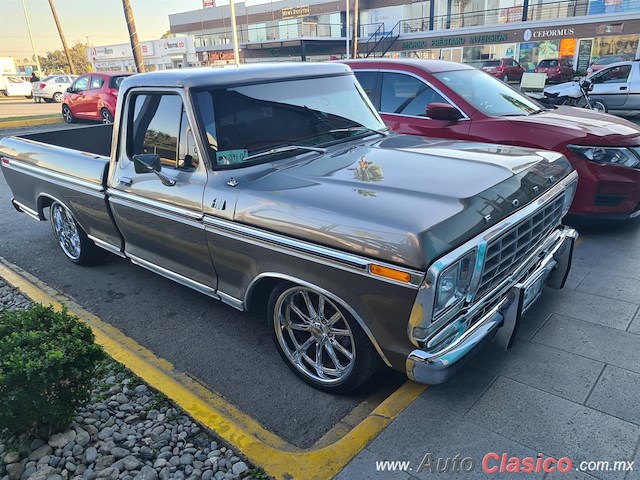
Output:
(244, 272), (392, 367)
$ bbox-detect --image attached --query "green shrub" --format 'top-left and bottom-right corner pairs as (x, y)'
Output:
(0, 304), (105, 437)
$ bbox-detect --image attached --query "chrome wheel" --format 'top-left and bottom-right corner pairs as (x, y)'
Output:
(51, 203), (81, 261)
(273, 287), (356, 385)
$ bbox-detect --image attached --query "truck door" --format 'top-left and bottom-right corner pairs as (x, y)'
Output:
(108, 90), (217, 293)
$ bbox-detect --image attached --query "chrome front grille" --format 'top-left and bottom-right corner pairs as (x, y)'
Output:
(476, 195), (564, 300)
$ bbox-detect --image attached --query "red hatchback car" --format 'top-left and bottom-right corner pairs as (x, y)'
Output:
(481, 58), (525, 83)
(535, 57), (575, 83)
(62, 72), (132, 124)
(342, 59), (640, 220)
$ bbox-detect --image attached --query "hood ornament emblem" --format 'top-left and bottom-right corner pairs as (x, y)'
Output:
(227, 178), (239, 187)
(533, 185), (539, 195)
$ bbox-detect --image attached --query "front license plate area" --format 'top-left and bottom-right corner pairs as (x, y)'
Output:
(521, 273), (545, 314)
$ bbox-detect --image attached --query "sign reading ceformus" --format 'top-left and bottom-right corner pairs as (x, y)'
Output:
(524, 27), (575, 40)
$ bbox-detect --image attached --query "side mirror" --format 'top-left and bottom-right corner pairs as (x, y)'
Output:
(133, 153), (161, 174)
(132, 154), (175, 187)
(426, 103), (462, 121)
(66, 87), (73, 93)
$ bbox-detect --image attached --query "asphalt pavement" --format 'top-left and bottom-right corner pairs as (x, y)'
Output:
(0, 97), (62, 118)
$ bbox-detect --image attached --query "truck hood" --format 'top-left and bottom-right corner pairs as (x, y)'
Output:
(507, 106), (640, 146)
(234, 135), (573, 269)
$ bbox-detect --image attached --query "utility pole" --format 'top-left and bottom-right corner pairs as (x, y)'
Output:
(47, 0), (76, 74)
(352, 0), (359, 58)
(121, 0), (145, 73)
(20, 0), (42, 76)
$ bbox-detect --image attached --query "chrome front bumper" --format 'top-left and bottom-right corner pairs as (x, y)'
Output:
(406, 226), (578, 385)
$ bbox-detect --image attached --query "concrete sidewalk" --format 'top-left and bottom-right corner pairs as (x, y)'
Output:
(336, 220), (640, 480)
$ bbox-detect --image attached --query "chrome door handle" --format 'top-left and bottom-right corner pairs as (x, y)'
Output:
(120, 177), (132, 187)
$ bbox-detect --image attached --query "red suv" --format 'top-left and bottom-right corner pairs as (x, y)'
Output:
(481, 58), (525, 83)
(342, 58), (640, 220)
(535, 57), (575, 83)
(62, 72), (132, 124)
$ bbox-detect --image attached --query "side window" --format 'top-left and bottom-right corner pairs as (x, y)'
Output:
(90, 77), (105, 90)
(130, 94), (183, 169)
(353, 71), (376, 102)
(381, 73), (448, 117)
(593, 65), (631, 84)
(73, 76), (89, 92)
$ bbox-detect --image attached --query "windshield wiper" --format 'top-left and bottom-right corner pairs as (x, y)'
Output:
(327, 126), (389, 137)
(243, 145), (327, 162)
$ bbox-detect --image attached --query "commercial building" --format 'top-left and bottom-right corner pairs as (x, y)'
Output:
(87, 37), (199, 72)
(169, 0), (639, 72)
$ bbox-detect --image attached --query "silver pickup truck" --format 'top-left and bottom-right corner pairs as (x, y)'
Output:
(0, 63), (578, 393)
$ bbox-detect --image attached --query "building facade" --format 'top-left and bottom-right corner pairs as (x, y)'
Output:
(87, 37), (199, 72)
(169, 0), (639, 71)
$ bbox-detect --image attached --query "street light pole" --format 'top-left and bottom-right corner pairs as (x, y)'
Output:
(20, 0), (42, 76)
(230, 0), (240, 67)
(345, 0), (350, 59)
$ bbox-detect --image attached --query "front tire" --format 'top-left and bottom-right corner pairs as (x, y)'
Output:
(50, 202), (105, 265)
(101, 108), (114, 124)
(268, 283), (380, 393)
(62, 104), (75, 123)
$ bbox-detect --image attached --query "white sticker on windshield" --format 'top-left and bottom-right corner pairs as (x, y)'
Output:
(216, 149), (248, 165)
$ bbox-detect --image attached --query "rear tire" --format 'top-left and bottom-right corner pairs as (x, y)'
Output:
(62, 104), (75, 123)
(101, 108), (114, 124)
(53, 92), (63, 103)
(591, 99), (608, 113)
(267, 282), (380, 393)
(49, 202), (106, 265)
(502, 74), (509, 83)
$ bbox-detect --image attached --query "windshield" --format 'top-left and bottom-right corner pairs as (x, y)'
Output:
(192, 74), (386, 168)
(434, 69), (543, 116)
(482, 60), (501, 68)
(594, 56), (622, 65)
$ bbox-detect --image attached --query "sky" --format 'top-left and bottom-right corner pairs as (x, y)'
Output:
(0, 0), (210, 60)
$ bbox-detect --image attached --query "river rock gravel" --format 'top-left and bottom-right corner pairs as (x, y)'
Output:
(0, 279), (265, 480)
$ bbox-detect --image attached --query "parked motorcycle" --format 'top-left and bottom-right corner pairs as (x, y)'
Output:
(528, 78), (601, 111)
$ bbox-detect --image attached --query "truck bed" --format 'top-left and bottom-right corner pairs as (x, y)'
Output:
(19, 124), (113, 157)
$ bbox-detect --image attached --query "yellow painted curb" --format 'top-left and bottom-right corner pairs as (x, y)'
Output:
(0, 116), (62, 129)
(0, 258), (428, 480)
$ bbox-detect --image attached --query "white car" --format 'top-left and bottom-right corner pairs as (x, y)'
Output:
(0, 75), (33, 98)
(32, 75), (78, 103)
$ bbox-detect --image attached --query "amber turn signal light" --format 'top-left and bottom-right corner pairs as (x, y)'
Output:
(370, 264), (412, 283)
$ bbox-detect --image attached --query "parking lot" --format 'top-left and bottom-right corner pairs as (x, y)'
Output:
(0, 114), (639, 479)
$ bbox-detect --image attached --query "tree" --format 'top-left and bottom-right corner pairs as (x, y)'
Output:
(38, 42), (92, 75)
(160, 30), (174, 39)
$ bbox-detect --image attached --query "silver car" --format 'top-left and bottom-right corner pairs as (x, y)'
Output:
(32, 75), (77, 103)
(586, 60), (639, 113)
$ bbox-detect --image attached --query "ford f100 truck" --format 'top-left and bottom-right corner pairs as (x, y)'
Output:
(0, 63), (578, 393)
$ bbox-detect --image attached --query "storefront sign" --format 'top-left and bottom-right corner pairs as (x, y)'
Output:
(282, 6), (310, 19)
(90, 42), (154, 60)
(499, 6), (523, 24)
(596, 23), (624, 34)
(162, 39), (187, 53)
(576, 39), (593, 73)
(203, 0), (215, 7)
(402, 32), (508, 49)
(523, 28), (575, 41)
(208, 51), (235, 61)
